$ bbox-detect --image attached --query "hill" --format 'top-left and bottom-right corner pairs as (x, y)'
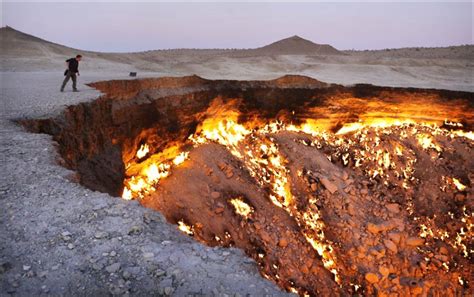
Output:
(254, 35), (342, 55)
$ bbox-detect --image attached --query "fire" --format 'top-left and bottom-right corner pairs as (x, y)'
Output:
(452, 177), (467, 191)
(178, 220), (193, 235)
(417, 134), (442, 152)
(229, 197), (253, 218)
(118, 98), (473, 294)
(136, 143), (149, 159)
(173, 151), (189, 165)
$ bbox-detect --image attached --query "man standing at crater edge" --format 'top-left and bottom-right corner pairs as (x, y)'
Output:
(60, 54), (82, 92)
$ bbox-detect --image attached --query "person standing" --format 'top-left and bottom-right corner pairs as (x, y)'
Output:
(60, 54), (82, 92)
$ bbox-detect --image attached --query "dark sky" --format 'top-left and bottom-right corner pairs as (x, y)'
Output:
(2, 1), (472, 52)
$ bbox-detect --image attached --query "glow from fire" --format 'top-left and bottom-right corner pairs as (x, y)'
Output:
(136, 144), (149, 159)
(229, 197), (253, 218)
(452, 178), (467, 192)
(120, 101), (473, 292)
(178, 220), (193, 235)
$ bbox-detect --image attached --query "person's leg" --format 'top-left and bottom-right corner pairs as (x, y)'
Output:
(71, 73), (77, 91)
(60, 71), (71, 91)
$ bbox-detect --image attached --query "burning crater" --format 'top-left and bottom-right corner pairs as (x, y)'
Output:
(23, 75), (473, 296)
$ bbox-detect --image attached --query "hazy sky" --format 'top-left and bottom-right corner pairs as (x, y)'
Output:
(2, 1), (472, 52)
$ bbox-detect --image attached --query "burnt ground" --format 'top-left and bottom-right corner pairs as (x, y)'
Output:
(0, 72), (290, 296)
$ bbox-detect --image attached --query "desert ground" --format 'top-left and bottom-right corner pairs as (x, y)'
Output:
(0, 26), (473, 296)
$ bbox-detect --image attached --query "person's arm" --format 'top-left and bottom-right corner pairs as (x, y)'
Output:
(65, 59), (70, 69)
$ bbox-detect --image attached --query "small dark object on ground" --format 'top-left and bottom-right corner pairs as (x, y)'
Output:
(129, 72), (137, 77)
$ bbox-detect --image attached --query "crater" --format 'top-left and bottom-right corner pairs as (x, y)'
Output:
(21, 75), (473, 296)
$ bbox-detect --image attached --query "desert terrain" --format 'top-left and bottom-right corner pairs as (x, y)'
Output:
(1, 26), (473, 296)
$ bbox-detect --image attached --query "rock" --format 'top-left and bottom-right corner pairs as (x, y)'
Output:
(61, 231), (72, 237)
(342, 171), (349, 180)
(22, 265), (31, 271)
(215, 207), (225, 214)
(67, 243), (75, 250)
(310, 183), (318, 192)
(386, 203), (400, 213)
(367, 223), (383, 234)
(439, 246), (448, 255)
(225, 170), (234, 179)
(379, 266), (390, 278)
(320, 178), (338, 194)
(211, 191), (221, 199)
(110, 251), (117, 257)
(411, 286), (423, 295)
(155, 269), (166, 277)
(278, 239), (288, 248)
(368, 220), (397, 234)
(164, 287), (174, 295)
(383, 239), (398, 253)
(454, 193), (465, 202)
(143, 252), (154, 259)
(128, 225), (142, 235)
(365, 272), (380, 284)
(105, 262), (121, 273)
(211, 175), (221, 184)
(406, 237), (425, 247)
(38, 271), (48, 278)
(122, 271), (131, 280)
(388, 232), (401, 244)
(94, 231), (108, 239)
(347, 204), (356, 216)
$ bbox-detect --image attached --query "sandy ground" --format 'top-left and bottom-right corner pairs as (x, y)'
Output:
(0, 72), (293, 296)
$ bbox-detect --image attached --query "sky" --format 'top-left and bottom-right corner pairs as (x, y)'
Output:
(1, 1), (472, 52)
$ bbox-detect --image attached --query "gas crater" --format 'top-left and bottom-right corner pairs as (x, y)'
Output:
(22, 75), (473, 296)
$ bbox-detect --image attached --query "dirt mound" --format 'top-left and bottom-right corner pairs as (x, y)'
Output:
(254, 35), (342, 55)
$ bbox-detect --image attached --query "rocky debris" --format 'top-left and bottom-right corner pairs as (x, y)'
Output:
(365, 272), (380, 284)
(211, 191), (221, 199)
(367, 221), (395, 234)
(383, 239), (398, 253)
(320, 177), (338, 194)
(94, 231), (108, 239)
(385, 203), (400, 213)
(406, 237), (425, 247)
(105, 262), (121, 273)
(278, 239), (288, 248)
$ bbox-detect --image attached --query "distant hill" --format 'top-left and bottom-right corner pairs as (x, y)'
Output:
(1, 26), (472, 74)
(254, 35), (342, 55)
(0, 26), (83, 57)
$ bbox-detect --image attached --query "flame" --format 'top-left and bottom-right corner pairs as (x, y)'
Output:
(173, 151), (189, 165)
(229, 197), (253, 218)
(122, 187), (132, 200)
(417, 134), (442, 152)
(178, 220), (193, 235)
(136, 144), (149, 159)
(118, 97), (473, 293)
(452, 177), (467, 191)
